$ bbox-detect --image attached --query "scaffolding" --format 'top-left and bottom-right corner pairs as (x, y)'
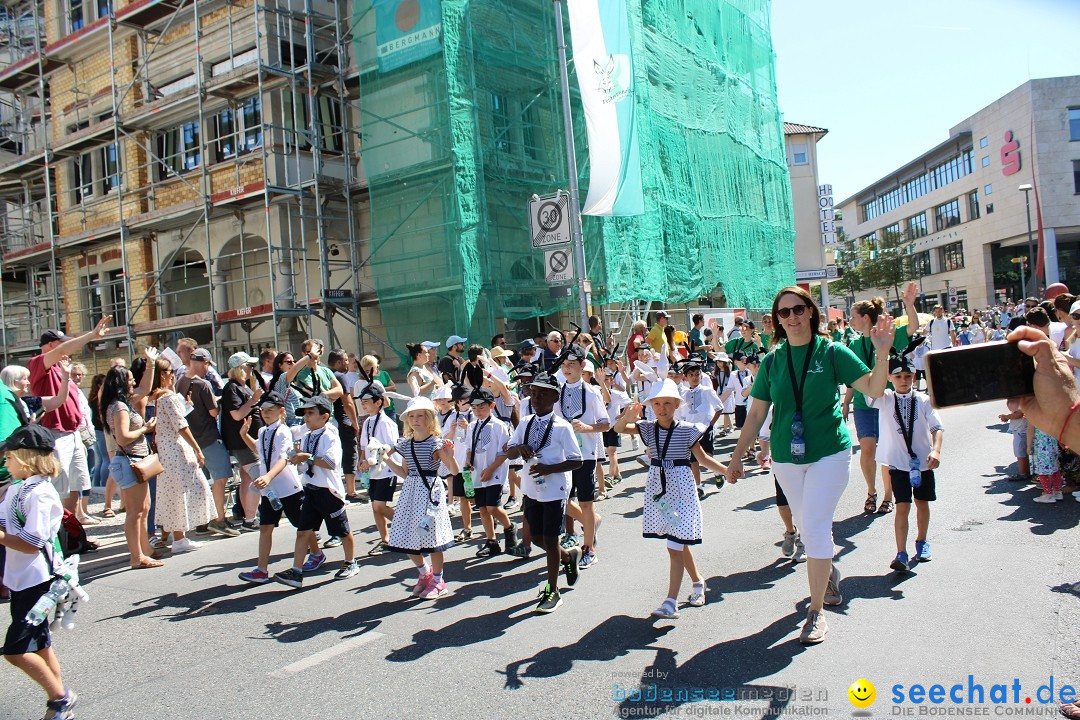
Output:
(0, 0), (388, 369)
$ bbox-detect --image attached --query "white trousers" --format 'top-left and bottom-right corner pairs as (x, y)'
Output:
(772, 448), (850, 559)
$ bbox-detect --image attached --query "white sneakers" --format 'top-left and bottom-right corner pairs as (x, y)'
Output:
(171, 537), (204, 553)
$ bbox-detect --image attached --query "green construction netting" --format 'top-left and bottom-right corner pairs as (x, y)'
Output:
(353, 0), (793, 355)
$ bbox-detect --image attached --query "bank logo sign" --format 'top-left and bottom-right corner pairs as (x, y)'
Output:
(374, 0), (442, 72)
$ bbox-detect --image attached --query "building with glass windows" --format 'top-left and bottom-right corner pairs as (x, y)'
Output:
(836, 75), (1080, 312)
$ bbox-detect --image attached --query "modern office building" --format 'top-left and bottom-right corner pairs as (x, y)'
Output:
(837, 76), (1080, 312)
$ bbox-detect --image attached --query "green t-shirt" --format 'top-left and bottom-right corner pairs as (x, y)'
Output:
(0, 383), (24, 484)
(724, 336), (761, 356)
(830, 330), (842, 343)
(750, 335), (870, 464)
(760, 333), (772, 350)
(842, 327), (856, 346)
(377, 370), (395, 412)
(848, 325), (911, 410)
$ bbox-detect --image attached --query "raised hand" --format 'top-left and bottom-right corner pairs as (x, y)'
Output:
(93, 315), (113, 339)
(869, 314), (896, 352)
(902, 281), (918, 306)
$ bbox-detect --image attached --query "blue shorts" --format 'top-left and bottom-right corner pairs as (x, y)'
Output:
(853, 408), (879, 440)
(108, 453), (141, 490)
(201, 439), (234, 481)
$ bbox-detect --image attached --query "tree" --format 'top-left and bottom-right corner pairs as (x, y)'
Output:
(830, 228), (865, 302)
(862, 228), (914, 306)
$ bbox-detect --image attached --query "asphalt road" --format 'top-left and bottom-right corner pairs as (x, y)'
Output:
(4, 400), (1080, 720)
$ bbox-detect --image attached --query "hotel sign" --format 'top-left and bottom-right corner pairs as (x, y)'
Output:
(818, 184), (836, 245)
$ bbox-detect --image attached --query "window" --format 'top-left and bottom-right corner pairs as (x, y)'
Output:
(1074, 160), (1080, 194)
(282, 93), (342, 152)
(910, 250), (931, 277)
(968, 189), (980, 220)
(1070, 108), (1080, 142)
(980, 136), (989, 148)
(984, 184), (993, 195)
(859, 148), (973, 221)
(934, 198), (961, 231)
(981, 155), (990, 168)
(907, 212), (928, 239)
(81, 269), (127, 328)
(96, 0), (110, 18)
(940, 241), (964, 272)
(215, 97), (262, 160)
(68, 0), (84, 31)
(100, 143), (119, 193)
(522, 100), (544, 162)
(791, 142), (808, 165)
(72, 152), (93, 204)
(882, 222), (902, 242)
(156, 120), (202, 178)
(956, 290), (968, 310)
(491, 93), (512, 154)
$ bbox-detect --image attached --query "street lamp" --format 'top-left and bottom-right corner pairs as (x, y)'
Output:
(1018, 184), (1037, 297)
(1010, 255), (1028, 301)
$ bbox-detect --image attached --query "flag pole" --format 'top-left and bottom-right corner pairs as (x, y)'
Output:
(553, 0), (591, 328)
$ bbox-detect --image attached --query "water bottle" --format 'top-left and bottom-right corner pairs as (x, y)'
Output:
(25, 579), (67, 626)
(462, 469), (475, 498)
(360, 469), (371, 491)
(657, 496), (681, 526)
(574, 433), (584, 449)
(266, 487), (282, 511)
(909, 455), (922, 489)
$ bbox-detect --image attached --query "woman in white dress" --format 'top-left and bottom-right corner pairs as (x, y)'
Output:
(406, 343), (443, 398)
(148, 357), (214, 553)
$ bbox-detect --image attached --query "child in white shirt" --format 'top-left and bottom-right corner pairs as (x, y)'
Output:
(357, 382), (400, 554)
(465, 388), (516, 557)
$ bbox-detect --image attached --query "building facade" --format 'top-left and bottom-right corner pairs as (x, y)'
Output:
(837, 76), (1080, 312)
(783, 121), (838, 309)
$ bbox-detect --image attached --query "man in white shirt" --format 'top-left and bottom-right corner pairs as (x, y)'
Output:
(926, 306), (957, 349)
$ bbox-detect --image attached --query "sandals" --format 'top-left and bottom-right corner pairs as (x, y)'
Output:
(367, 540), (389, 556)
(864, 494), (878, 513)
(131, 557), (164, 569)
(454, 529), (473, 543)
(877, 499), (895, 514)
(101, 508), (116, 518)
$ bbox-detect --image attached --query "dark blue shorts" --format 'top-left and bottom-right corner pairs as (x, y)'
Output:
(472, 484), (503, 508)
(258, 491), (304, 528)
(368, 475), (398, 503)
(889, 467), (936, 503)
(3, 581), (52, 656)
(853, 408), (879, 440)
(298, 485), (350, 537)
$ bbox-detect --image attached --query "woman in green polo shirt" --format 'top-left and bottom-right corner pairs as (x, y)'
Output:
(843, 282), (921, 515)
(726, 286), (895, 645)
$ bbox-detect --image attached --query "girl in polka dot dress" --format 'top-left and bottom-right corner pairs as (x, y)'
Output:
(384, 397), (460, 600)
(615, 379), (730, 619)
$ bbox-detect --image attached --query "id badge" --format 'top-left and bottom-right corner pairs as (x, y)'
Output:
(790, 439), (806, 461)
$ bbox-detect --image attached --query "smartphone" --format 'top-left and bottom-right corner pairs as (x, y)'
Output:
(924, 341), (1035, 409)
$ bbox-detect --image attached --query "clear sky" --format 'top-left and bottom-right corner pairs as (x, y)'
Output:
(770, 0), (1080, 203)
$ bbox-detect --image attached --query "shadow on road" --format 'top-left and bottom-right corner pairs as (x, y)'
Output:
(985, 477), (1080, 535)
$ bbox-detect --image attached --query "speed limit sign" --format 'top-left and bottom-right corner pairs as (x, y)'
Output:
(529, 192), (571, 248)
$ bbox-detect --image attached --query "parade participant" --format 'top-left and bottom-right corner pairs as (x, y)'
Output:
(725, 320), (763, 357)
(553, 345), (609, 569)
(443, 385), (474, 541)
(581, 360), (613, 499)
(677, 360), (724, 493)
(843, 282), (920, 516)
(602, 360), (631, 490)
(720, 352), (753, 431)
(711, 353), (735, 434)
(220, 352), (264, 529)
(237, 393), (317, 584)
(274, 397), (358, 588)
(281, 339), (344, 426)
(382, 397), (458, 600)
(464, 388), (517, 557)
(865, 356), (945, 571)
(357, 382), (400, 555)
(615, 379), (730, 618)
(504, 363), (538, 520)
(926, 305), (957, 350)
(727, 286), (895, 645)
(327, 350), (362, 503)
(0, 425), (78, 720)
(503, 369), (583, 613)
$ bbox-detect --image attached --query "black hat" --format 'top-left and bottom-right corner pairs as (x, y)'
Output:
(655, 310), (672, 319)
(0, 424), (56, 453)
(258, 391), (286, 408)
(513, 362), (538, 379)
(355, 381), (386, 402)
(295, 396), (333, 416)
(528, 372), (561, 392)
(680, 359), (704, 373)
(450, 384), (471, 402)
(39, 329), (71, 346)
(469, 388), (495, 405)
(731, 351), (748, 362)
(745, 354), (761, 366)
(564, 345), (587, 362)
(744, 320), (756, 330)
(889, 355), (915, 374)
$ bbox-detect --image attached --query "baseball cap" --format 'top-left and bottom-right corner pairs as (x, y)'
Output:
(1070, 300), (1080, 315)
(39, 329), (71, 346)
(529, 372), (561, 392)
(469, 388), (495, 405)
(355, 381), (386, 402)
(564, 345), (587, 362)
(259, 391), (286, 408)
(190, 348), (214, 364)
(583, 360), (595, 374)
(447, 335), (467, 347)
(227, 351), (258, 369)
(295, 396), (332, 416)
(0, 424), (55, 453)
(655, 310), (671, 319)
(744, 320), (756, 330)
(519, 339), (537, 352)
(420, 340), (441, 349)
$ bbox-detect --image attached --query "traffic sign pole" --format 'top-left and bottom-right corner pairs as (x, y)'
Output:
(553, 0), (590, 328)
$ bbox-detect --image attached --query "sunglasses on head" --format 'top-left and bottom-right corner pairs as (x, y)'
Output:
(776, 305), (809, 319)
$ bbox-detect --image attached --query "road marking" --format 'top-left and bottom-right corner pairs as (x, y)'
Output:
(270, 631), (386, 678)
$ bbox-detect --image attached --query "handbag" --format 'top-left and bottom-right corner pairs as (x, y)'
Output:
(130, 453), (164, 484)
(78, 425), (96, 448)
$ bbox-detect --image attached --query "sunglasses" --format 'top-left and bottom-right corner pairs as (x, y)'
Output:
(776, 305), (809, 319)
(282, 359), (295, 365)
(1072, 313), (1080, 321)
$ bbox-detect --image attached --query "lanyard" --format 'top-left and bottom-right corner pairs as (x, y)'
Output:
(523, 414), (555, 454)
(304, 429), (324, 477)
(471, 416), (491, 458)
(654, 421), (678, 500)
(560, 381), (587, 421)
(260, 424), (280, 471)
(367, 412), (381, 440)
(785, 337), (816, 419)
(409, 438), (438, 505)
(894, 393), (918, 459)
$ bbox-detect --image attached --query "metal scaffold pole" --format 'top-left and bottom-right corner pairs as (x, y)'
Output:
(552, 0), (590, 328)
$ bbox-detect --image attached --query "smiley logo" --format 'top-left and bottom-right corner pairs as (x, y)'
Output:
(848, 679), (876, 708)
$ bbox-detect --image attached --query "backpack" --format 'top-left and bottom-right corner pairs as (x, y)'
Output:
(59, 509), (96, 557)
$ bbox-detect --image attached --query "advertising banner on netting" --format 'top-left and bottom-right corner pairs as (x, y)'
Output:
(567, 0), (644, 216)
(374, 0), (442, 72)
